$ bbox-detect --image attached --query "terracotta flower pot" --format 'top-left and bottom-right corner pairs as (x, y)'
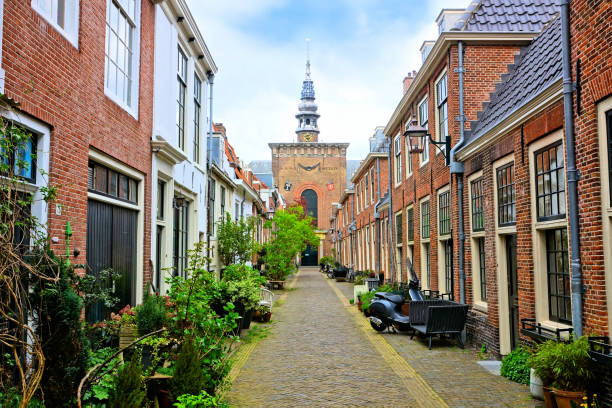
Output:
(158, 389), (171, 408)
(358, 301), (362, 311)
(263, 312), (272, 322)
(552, 388), (584, 408)
(542, 387), (556, 408)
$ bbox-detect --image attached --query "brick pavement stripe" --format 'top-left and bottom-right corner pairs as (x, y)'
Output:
(325, 277), (449, 408)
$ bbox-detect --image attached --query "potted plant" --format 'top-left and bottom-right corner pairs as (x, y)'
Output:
(550, 337), (595, 408)
(530, 340), (561, 408)
(223, 263), (265, 330)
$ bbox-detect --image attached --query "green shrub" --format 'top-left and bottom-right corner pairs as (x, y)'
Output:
(169, 338), (207, 402)
(136, 292), (167, 336)
(82, 347), (121, 406)
(0, 388), (45, 408)
(174, 391), (229, 408)
(223, 263), (265, 311)
(108, 356), (146, 408)
(500, 347), (531, 384)
(360, 291), (376, 312)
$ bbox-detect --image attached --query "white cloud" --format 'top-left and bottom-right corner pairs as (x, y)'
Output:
(187, 0), (464, 163)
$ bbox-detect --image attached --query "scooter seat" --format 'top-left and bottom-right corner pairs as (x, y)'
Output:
(375, 292), (404, 305)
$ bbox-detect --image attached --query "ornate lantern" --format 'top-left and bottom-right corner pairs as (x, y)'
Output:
(404, 114), (427, 154)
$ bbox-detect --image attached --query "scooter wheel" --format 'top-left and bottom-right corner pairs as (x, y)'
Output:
(370, 320), (387, 332)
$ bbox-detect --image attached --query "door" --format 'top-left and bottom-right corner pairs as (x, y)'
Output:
(506, 235), (519, 350)
(86, 200), (138, 322)
(301, 245), (318, 266)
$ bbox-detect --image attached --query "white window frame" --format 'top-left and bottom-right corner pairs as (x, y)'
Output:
(468, 170), (487, 312)
(418, 96), (429, 166)
(419, 196), (431, 289)
(394, 133), (402, 186)
(104, 0), (140, 118)
(31, 0), (79, 48)
(435, 70), (448, 155)
(436, 186), (451, 295)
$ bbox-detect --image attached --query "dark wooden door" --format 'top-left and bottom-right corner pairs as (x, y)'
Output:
(506, 235), (519, 350)
(301, 245), (318, 266)
(86, 199), (137, 322)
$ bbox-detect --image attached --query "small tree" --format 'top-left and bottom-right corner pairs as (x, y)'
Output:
(108, 356), (146, 408)
(216, 214), (257, 266)
(264, 205), (319, 280)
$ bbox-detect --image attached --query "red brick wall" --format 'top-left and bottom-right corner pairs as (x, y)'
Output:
(2, 1), (154, 285)
(571, 0), (612, 336)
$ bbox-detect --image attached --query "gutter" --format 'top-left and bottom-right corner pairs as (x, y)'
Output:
(560, 0), (583, 337)
(386, 137), (395, 283)
(450, 41), (466, 305)
(375, 157), (382, 276)
(205, 72), (214, 270)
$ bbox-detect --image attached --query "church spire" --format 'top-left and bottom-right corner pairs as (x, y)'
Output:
(296, 38), (320, 142)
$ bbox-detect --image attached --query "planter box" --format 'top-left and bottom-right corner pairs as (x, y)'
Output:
(119, 325), (138, 349)
(353, 285), (368, 302)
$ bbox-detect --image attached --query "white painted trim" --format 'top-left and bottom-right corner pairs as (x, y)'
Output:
(529, 130), (567, 327)
(434, 69), (448, 155)
(31, 0), (79, 48)
(467, 170), (487, 306)
(103, 0), (140, 119)
(88, 148), (145, 304)
(597, 96), (612, 338)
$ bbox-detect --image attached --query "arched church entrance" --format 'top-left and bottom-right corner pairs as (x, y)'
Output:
(300, 189), (318, 266)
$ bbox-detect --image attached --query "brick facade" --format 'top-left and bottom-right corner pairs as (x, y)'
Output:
(2, 1), (154, 296)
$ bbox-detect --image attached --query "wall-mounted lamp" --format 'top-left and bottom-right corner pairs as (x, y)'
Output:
(403, 114), (450, 166)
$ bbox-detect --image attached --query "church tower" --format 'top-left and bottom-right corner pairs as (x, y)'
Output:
(295, 43), (320, 143)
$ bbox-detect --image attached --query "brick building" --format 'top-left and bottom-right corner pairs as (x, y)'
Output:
(383, 1), (558, 355)
(1, 0), (156, 318)
(270, 57), (348, 265)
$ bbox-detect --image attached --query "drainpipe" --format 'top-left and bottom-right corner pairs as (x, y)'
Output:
(205, 73), (215, 270)
(376, 157), (382, 276)
(560, 0), (583, 337)
(350, 195), (355, 270)
(450, 41), (466, 304)
(387, 137), (395, 283)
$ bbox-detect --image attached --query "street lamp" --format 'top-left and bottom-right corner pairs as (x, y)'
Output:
(403, 114), (451, 166)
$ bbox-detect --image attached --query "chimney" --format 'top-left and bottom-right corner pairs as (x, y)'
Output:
(403, 70), (417, 93)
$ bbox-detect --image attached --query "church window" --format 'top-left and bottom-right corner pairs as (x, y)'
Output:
(306, 119), (310, 125)
(301, 189), (318, 228)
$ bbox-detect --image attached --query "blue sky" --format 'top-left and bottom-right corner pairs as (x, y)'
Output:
(186, 0), (464, 162)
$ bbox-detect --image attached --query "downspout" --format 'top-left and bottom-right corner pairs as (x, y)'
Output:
(350, 194), (355, 270)
(560, 0), (583, 337)
(450, 41), (466, 304)
(205, 73), (215, 270)
(387, 137), (395, 283)
(376, 157), (382, 276)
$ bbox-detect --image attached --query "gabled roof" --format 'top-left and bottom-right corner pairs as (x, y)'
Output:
(454, 0), (558, 32)
(463, 17), (562, 147)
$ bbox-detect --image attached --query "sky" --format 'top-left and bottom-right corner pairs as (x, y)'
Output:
(186, 0), (465, 162)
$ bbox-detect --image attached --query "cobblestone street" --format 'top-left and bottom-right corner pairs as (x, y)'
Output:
(227, 267), (541, 407)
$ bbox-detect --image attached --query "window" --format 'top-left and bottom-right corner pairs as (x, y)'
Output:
(477, 237), (486, 301)
(471, 178), (484, 231)
(497, 163), (516, 226)
(546, 228), (570, 323)
(439, 191), (450, 236)
(424, 243), (431, 288)
(105, 0), (138, 110)
(364, 173), (369, 207)
(235, 201), (239, 221)
(155, 225), (163, 293)
(173, 199), (189, 277)
(418, 98), (429, 164)
(2, 128), (37, 184)
(177, 47), (188, 150)
(535, 142), (566, 221)
(407, 207), (414, 242)
(157, 180), (165, 220)
(193, 74), (202, 163)
(436, 73), (448, 148)
(88, 161), (138, 203)
(356, 184), (360, 213)
(395, 212), (403, 245)
(421, 200), (430, 238)
(370, 168), (375, 202)
(209, 178), (215, 235)
(394, 135), (402, 184)
(220, 185), (226, 220)
(444, 241), (452, 295)
(606, 110), (612, 206)
(32, 0), (79, 46)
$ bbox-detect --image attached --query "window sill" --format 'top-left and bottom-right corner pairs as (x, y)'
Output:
(534, 218), (567, 230)
(438, 234), (451, 241)
(539, 320), (573, 339)
(104, 88), (139, 120)
(32, 4), (79, 49)
(473, 301), (488, 313)
(471, 230), (485, 238)
(607, 207), (612, 217)
(420, 160), (429, 168)
(421, 238), (431, 244)
(497, 225), (516, 235)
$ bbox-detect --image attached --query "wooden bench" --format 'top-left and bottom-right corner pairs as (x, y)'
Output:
(409, 302), (469, 349)
(259, 287), (274, 312)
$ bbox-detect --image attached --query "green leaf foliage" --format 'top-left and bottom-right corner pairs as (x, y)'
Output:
(216, 213), (258, 266)
(222, 263), (265, 311)
(135, 292), (168, 336)
(500, 347), (531, 384)
(263, 205), (319, 281)
(108, 356), (146, 408)
(174, 390), (229, 408)
(169, 337), (208, 402)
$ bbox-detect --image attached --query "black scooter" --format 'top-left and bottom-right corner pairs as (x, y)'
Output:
(368, 260), (424, 332)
